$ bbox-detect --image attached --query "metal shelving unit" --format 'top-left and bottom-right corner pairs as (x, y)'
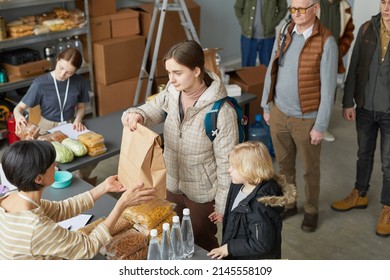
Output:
(0, 0), (96, 141)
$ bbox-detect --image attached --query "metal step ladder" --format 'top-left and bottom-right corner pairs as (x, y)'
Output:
(133, 0), (200, 105)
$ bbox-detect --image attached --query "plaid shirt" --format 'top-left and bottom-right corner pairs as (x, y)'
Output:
(124, 72), (238, 214)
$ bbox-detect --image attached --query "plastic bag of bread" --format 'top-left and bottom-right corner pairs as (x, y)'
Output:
(33, 24), (50, 35)
(122, 198), (176, 230)
(78, 131), (104, 148)
(36, 12), (56, 24)
(53, 7), (69, 19)
(16, 122), (40, 140)
(37, 133), (54, 142)
(50, 131), (68, 142)
(101, 228), (148, 260)
(87, 143), (107, 156)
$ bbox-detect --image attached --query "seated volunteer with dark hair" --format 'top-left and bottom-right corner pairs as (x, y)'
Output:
(0, 140), (155, 260)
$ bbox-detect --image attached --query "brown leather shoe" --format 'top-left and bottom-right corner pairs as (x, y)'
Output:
(301, 212), (318, 232)
(281, 205), (298, 220)
(376, 205), (390, 237)
(331, 189), (368, 211)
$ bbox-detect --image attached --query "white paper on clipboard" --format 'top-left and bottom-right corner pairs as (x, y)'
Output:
(48, 123), (90, 140)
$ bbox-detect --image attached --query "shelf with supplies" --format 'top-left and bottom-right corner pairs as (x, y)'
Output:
(0, 26), (88, 50)
(0, 63), (90, 92)
(0, 0), (96, 141)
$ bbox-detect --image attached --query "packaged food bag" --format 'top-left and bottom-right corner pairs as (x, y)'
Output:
(101, 228), (148, 260)
(77, 131), (104, 148)
(122, 198), (175, 230)
(16, 122), (40, 140)
(118, 124), (166, 198)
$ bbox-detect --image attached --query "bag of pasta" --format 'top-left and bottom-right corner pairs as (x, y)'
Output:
(133, 211), (176, 237)
(101, 228), (148, 260)
(122, 198), (175, 230)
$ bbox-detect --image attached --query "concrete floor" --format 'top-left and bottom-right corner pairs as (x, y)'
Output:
(1, 88), (389, 259)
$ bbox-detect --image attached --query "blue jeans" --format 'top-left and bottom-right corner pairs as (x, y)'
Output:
(355, 108), (390, 205)
(240, 35), (275, 67)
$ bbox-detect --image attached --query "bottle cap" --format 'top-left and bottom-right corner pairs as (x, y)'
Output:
(162, 223), (170, 230)
(173, 215), (180, 223)
(150, 229), (158, 237)
(255, 114), (262, 122)
(183, 208), (190, 215)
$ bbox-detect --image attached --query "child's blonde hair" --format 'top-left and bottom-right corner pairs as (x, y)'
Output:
(228, 141), (274, 185)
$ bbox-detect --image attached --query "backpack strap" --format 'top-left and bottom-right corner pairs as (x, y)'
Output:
(204, 97), (247, 143)
(204, 98), (225, 142)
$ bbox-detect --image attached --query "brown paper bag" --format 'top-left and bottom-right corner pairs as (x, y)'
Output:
(118, 124), (166, 198)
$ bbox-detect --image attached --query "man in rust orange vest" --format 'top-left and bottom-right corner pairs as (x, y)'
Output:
(261, 0), (338, 232)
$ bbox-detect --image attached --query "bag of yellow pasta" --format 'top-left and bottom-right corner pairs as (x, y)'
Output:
(122, 198), (175, 230)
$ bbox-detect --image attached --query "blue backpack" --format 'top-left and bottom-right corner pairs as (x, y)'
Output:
(204, 97), (247, 143)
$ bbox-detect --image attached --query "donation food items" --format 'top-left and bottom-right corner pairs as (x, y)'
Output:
(15, 122), (40, 140)
(77, 131), (107, 157)
(101, 229), (149, 260)
(4, 8), (86, 39)
(78, 216), (148, 260)
(18, 126), (106, 163)
(122, 198), (176, 237)
(61, 138), (88, 157)
(51, 141), (74, 163)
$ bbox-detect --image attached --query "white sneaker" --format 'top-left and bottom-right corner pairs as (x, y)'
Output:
(324, 131), (336, 142)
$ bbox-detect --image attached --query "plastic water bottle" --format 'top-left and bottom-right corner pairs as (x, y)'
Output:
(56, 38), (66, 55)
(65, 37), (75, 49)
(160, 223), (175, 260)
(73, 35), (85, 63)
(248, 114), (272, 155)
(147, 229), (162, 260)
(181, 208), (194, 258)
(170, 216), (184, 260)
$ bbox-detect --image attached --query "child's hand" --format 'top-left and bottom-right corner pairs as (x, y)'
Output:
(208, 211), (223, 224)
(207, 244), (228, 259)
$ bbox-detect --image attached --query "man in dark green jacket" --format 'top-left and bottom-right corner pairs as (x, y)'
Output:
(234, 0), (287, 66)
(331, 1), (390, 237)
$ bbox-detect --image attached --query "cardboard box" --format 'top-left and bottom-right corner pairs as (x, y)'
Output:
(76, 0), (116, 17)
(227, 65), (267, 123)
(110, 9), (140, 38)
(90, 15), (111, 42)
(3, 60), (50, 78)
(93, 35), (145, 85)
(134, 0), (200, 60)
(95, 77), (147, 116)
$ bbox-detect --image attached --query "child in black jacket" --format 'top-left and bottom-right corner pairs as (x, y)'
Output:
(208, 141), (296, 259)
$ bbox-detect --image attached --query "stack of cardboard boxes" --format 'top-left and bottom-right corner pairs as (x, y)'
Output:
(78, 0), (200, 116)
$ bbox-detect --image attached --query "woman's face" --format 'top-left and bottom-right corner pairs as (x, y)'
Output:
(55, 59), (77, 81)
(41, 162), (56, 187)
(165, 58), (201, 92)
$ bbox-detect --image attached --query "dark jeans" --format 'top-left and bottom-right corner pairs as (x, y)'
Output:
(355, 108), (390, 205)
(240, 35), (275, 67)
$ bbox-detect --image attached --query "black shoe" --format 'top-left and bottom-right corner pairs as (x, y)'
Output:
(281, 205), (298, 220)
(301, 212), (318, 232)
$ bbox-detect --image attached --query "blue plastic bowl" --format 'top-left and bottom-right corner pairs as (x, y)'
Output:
(51, 171), (72, 189)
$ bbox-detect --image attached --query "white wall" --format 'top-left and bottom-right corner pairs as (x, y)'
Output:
(118, 0), (381, 67)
